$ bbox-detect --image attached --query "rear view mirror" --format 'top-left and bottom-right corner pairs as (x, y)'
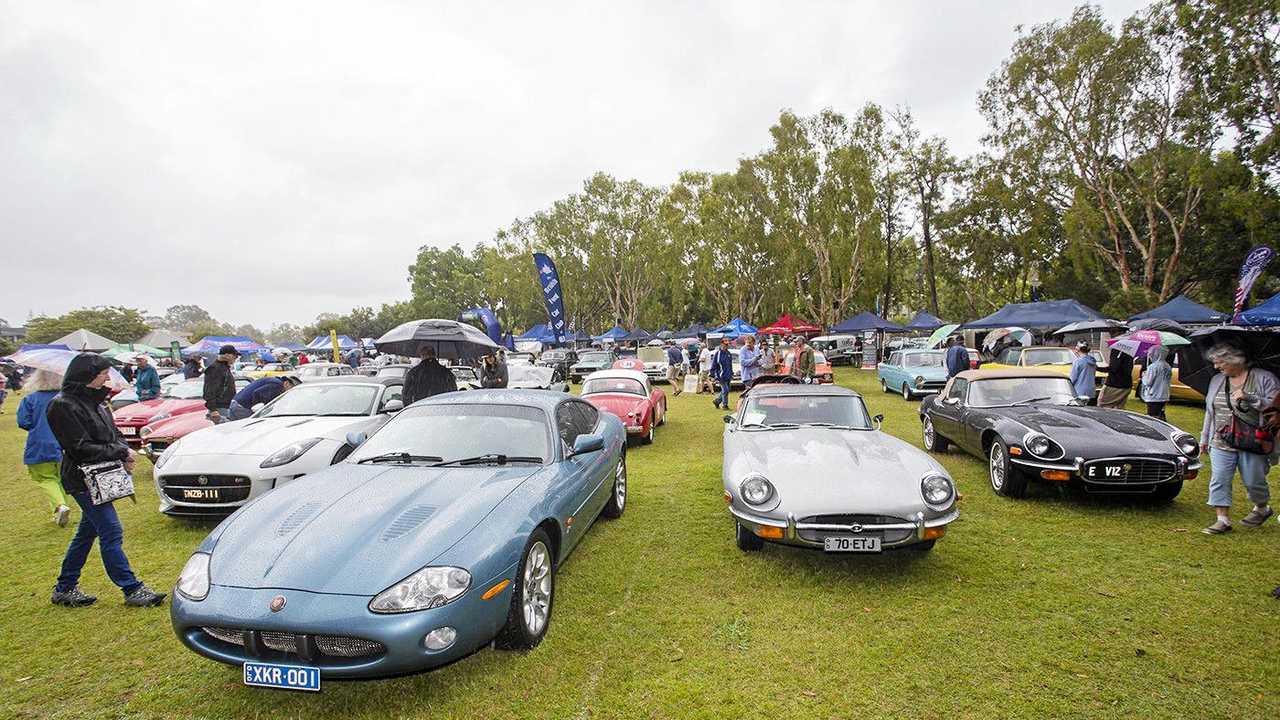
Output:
(345, 431), (367, 448)
(572, 433), (605, 455)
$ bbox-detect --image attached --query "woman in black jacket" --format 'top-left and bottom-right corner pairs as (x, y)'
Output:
(46, 354), (165, 608)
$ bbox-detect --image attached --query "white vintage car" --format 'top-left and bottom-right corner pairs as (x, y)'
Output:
(151, 376), (403, 517)
(723, 383), (957, 553)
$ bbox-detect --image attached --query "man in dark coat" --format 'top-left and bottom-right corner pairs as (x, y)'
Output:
(403, 345), (457, 405)
(202, 345), (239, 423)
(182, 355), (203, 379)
(710, 337), (735, 410)
(1097, 347), (1134, 409)
(945, 336), (969, 378)
(46, 353), (165, 608)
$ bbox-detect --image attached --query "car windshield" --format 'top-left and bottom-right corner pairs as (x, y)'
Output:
(580, 352), (611, 363)
(542, 350), (570, 361)
(739, 394), (871, 429)
(1022, 348), (1074, 365)
(162, 380), (206, 400)
(904, 352), (945, 367)
(350, 404), (549, 464)
(968, 377), (1077, 407)
(258, 384), (379, 417)
(377, 366), (408, 378)
(582, 377), (645, 396)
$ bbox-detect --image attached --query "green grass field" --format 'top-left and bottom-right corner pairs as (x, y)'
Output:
(0, 369), (1276, 719)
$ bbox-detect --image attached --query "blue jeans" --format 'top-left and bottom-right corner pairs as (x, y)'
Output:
(1207, 447), (1272, 507)
(228, 401), (252, 420)
(716, 381), (731, 409)
(208, 407), (230, 424)
(56, 492), (141, 595)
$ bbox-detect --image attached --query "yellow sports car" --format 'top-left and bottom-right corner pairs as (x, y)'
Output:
(982, 346), (1107, 388)
(1132, 357), (1204, 402)
(244, 362), (294, 379)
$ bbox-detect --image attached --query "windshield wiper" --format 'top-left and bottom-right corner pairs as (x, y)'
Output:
(1010, 396), (1051, 406)
(802, 422), (860, 430)
(432, 454), (543, 467)
(357, 452), (443, 464)
(745, 422), (800, 431)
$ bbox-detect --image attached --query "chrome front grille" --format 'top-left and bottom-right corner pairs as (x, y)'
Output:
(797, 514), (914, 544)
(1082, 458), (1178, 485)
(201, 627), (386, 660)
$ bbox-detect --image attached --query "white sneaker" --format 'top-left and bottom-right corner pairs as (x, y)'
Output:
(54, 505), (70, 528)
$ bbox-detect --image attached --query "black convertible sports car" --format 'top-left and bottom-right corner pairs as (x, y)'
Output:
(919, 369), (1201, 500)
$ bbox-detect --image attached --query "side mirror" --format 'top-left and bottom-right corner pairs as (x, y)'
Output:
(572, 433), (605, 455)
(1075, 395), (1093, 406)
(345, 431), (367, 448)
(723, 414), (735, 425)
(873, 413), (884, 430)
(380, 399), (404, 414)
(942, 396), (958, 406)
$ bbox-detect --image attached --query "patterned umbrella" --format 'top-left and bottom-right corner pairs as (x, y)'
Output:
(6, 348), (131, 390)
(1106, 330), (1190, 358)
(981, 327), (1032, 351)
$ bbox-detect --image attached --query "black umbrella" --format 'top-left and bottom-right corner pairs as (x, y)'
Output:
(374, 319), (500, 360)
(1127, 318), (1189, 336)
(1179, 325), (1280, 394)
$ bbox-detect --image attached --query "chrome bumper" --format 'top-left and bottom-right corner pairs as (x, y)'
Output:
(729, 506), (958, 548)
(1009, 455), (1203, 481)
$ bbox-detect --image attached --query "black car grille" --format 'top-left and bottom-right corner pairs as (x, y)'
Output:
(162, 474), (250, 488)
(797, 514), (914, 544)
(1082, 458), (1178, 485)
(202, 627), (386, 660)
(145, 440), (169, 454)
(160, 475), (252, 503)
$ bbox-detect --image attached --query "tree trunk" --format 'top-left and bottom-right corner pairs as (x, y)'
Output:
(919, 179), (939, 315)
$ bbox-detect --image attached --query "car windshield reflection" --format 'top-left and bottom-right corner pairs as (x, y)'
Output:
(968, 377), (1077, 407)
(739, 395), (871, 430)
(349, 404), (549, 464)
(582, 378), (645, 396)
(258, 384), (379, 417)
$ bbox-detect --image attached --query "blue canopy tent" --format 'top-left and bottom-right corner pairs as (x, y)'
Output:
(905, 311), (947, 331)
(963, 299), (1103, 330)
(1130, 294), (1228, 324)
(305, 335), (359, 351)
(674, 323), (708, 339)
(831, 311), (907, 333)
(712, 318), (757, 338)
(592, 325), (628, 342)
(1238, 292), (1280, 327)
(275, 342), (307, 352)
(183, 335), (267, 358)
(568, 330), (591, 343)
(503, 332), (516, 350)
(515, 324), (555, 342)
(620, 328), (652, 343)
(15, 343), (70, 354)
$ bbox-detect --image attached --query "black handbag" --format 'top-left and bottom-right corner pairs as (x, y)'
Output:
(1216, 374), (1275, 455)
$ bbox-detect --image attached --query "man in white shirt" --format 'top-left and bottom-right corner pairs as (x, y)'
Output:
(697, 344), (714, 394)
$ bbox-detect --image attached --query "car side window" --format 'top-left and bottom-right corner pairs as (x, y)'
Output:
(575, 402), (598, 433)
(556, 403), (580, 449)
(947, 378), (968, 403)
(382, 385), (403, 404)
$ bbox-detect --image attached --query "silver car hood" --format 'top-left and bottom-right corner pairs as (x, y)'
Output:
(723, 428), (949, 519)
(210, 463), (542, 595)
(176, 415), (379, 456)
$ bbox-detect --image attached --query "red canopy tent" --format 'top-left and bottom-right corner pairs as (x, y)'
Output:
(756, 314), (823, 336)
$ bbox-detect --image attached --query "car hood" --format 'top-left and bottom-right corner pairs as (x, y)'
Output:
(725, 428), (949, 519)
(114, 398), (204, 423)
(173, 415), (377, 456)
(143, 413), (211, 440)
(584, 393), (649, 417)
(210, 463), (542, 594)
(899, 365), (949, 381)
(992, 405), (1181, 455)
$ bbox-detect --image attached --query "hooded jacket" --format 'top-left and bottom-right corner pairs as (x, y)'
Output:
(403, 358), (458, 405)
(480, 361), (508, 389)
(46, 354), (130, 494)
(202, 358), (236, 410)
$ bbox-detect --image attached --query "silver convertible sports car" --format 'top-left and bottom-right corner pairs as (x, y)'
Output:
(723, 383), (958, 553)
(171, 390), (627, 686)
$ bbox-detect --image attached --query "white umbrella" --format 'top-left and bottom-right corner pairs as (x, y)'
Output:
(111, 351), (143, 364)
(7, 348), (131, 390)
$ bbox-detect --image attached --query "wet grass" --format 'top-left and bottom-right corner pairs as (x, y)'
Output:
(0, 369), (1276, 719)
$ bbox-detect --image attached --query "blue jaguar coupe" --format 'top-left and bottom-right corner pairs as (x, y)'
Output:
(170, 390), (627, 685)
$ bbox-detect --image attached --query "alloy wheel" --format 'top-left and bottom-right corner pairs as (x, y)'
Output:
(989, 443), (1006, 492)
(522, 541), (552, 637)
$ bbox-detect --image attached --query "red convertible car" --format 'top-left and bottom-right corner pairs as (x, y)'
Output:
(138, 412), (211, 461)
(580, 369), (667, 444)
(113, 377), (248, 447)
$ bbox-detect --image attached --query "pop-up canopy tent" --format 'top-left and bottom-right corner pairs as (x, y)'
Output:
(905, 311), (947, 331)
(305, 335), (359, 351)
(1129, 294), (1228, 325)
(13, 343), (70, 354)
(104, 343), (169, 358)
(275, 342), (307, 352)
(516, 324), (556, 343)
(1238, 292), (1280, 327)
(621, 328), (653, 343)
(831, 311), (906, 333)
(757, 314), (821, 336)
(673, 323), (708, 339)
(184, 335), (268, 357)
(964, 299), (1103, 330)
(713, 318), (758, 338)
(593, 325), (629, 342)
(138, 329), (189, 349)
(52, 329), (116, 352)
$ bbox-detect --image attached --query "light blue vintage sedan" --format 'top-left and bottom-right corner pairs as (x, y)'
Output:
(877, 349), (950, 400)
(170, 390), (627, 686)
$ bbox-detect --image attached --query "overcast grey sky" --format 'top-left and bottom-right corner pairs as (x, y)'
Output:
(0, 0), (1147, 331)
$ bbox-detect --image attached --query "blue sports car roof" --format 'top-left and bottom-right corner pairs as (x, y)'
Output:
(412, 388), (571, 413)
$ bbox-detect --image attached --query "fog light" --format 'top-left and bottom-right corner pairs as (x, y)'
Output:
(922, 526), (946, 540)
(756, 525), (784, 539)
(424, 627), (456, 651)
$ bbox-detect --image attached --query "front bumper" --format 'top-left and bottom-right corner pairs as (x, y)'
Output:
(1010, 454), (1202, 490)
(171, 569), (515, 679)
(729, 506), (957, 550)
(152, 450), (333, 517)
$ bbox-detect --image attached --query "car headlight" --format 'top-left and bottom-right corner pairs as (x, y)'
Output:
(260, 437), (324, 468)
(176, 552), (210, 601)
(1173, 433), (1199, 457)
(1022, 432), (1063, 460)
(139, 425), (154, 439)
(915, 375), (925, 388)
(154, 438), (181, 469)
(920, 474), (955, 507)
(369, 566), (471, 613)
(150, 411), (172, 423)
(739, 475), (775, 506)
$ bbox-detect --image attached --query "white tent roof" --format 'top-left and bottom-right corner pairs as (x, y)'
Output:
(139, 329), (189, 348)
(53, 328), (117, 352)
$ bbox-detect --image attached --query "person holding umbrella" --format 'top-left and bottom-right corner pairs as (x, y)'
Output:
(403, 346), (457, 405)
(1139, 347), (1172, 420)
(1199, 344), (1278, 535)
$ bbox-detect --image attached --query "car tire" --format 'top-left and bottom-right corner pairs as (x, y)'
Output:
(642, 421), (654, 445)
(908, 539), (936, 552)
(988, 439), (1027, 498)
(602, 452), (627, 519)
(922, 416), (949, 452)
(657, 403), (666, 426)
(881, 379), (890, 393)
(735, 522), (764, 552)
(1150, 480), (1183, 503)
(902, 383), (912, 401)
(495, 528), (555, 651)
